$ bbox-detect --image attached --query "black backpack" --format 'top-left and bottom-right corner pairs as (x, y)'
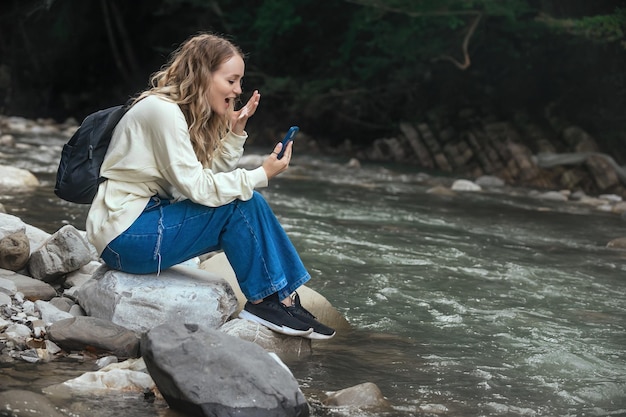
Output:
(54, 104), (128, 204)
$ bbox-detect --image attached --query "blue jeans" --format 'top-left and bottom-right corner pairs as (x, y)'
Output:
(101, 192), (310, 301)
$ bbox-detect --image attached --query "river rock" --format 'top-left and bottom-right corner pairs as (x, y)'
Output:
(323, 382), (390, 409)
(612, 202), (626, 215)
(48, 296), (74, 312)
(62, 260), (101, 289)
(220, 318), (312, 357)
(28, 225), (93, 283)
(451, 179), (482, 192)
(475, 175), (505, 188)
(44, 358), (155, 396)
(34, 300), (73, 325)
(0, 165), (40, 190)
(0, 389), (68, 417)
(141, 322), (310, 417)
(0, 276), (17, 295)
(75, 265), (238, 334)
(0, 268), (57, 301)
(535, 190), (569, 201)
(4, 323), (32, 348)
(0, 134), (15, 146)
(427, 184), (457, 196)
(586, 154), (620, 190)
(25, 225), (51, 255)
(0, 216), (25, 238)
(47, 316), (140, 358)
(0, 292), (11, 306)
(0, 230), (30, 271)
(606, 237), (626, 249)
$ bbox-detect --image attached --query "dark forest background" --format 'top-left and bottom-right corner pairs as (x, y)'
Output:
(1, 0), (624, 163)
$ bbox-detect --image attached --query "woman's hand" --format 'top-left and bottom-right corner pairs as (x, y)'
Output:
(231, 90), (260, 135)
(262, 140), (293, 180)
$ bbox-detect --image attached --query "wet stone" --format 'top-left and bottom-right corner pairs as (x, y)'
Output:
(47, 316), (140, 358)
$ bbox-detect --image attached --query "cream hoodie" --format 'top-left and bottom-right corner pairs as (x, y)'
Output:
(86, 94), (268, 255)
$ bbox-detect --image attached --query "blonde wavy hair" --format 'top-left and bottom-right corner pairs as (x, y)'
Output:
(135, 33), (244, 167)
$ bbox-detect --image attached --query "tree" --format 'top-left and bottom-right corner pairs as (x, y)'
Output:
(0, 0), (623, 149)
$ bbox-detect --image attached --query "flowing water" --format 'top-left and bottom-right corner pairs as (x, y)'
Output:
(1, 133), (625, 416)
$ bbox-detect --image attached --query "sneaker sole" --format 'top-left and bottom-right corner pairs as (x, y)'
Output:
(304, 330), (336, 340)
(239, 310), (313, 337)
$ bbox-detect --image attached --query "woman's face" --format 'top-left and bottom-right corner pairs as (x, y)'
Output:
(209, 55), (245, 116)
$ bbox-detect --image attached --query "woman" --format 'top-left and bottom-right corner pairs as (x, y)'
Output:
(86, 33), (335, 340)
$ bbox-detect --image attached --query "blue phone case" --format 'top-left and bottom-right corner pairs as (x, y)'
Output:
(277, 126), (299, 159)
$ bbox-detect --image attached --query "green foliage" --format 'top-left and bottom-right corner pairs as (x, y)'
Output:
(0, 0), (624, 144)
(253, 0), (302, 38)
(538, 8), (626, 46)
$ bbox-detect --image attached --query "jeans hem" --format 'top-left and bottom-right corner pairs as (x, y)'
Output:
(246, 272), (311, 302)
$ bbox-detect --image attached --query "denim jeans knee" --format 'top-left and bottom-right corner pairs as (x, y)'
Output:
(102, 193), (311, 300)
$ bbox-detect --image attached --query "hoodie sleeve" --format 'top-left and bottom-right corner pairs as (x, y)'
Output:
(148, 98), (268, 206)
(209, 130), (247, 173)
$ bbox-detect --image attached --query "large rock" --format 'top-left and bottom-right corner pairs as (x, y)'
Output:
(141, 323), (310, 417)
(76, 265), (238, 334)
(28, 225), (93, 283)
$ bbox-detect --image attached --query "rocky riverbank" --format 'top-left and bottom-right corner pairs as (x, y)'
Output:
(329, 109), (626, 200)
(0, 210), (390, 416)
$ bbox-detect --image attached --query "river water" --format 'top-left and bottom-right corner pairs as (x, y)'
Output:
(1, 132), (625, 416)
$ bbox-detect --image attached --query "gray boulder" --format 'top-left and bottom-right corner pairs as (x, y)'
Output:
(141, 323), (310, 417)
(76, 265), (238, 334)
(28, 224), (93, 283)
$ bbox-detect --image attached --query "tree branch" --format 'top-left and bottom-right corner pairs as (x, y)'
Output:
(433, 12), (482, 70)
(344, 0), (483, 70)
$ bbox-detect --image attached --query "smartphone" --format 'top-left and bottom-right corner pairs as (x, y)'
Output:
(276, 126), (299, 159)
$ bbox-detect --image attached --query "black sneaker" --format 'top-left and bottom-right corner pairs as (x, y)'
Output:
(286, 292), (336, 340)
(239, 297), (313, 337)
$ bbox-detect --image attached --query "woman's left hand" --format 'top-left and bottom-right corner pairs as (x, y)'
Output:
(232, 90), (261, 135)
